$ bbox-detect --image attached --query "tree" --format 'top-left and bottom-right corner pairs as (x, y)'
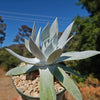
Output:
(0, 16), (6, 47)
(13, 25), (32, 44)
(68, 0), (100, 78)
(76, 0), (100, 16)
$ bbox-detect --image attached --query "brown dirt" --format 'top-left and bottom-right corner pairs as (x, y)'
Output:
(0, 68), (19, 100)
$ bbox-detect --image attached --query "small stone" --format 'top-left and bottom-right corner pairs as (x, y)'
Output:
(14, 78), (20, 85)
(20, 74), (26, 80)
(18, 88), (24, 93)
(20, 62), (26, 67)
(31, 80), (35, 85)
(24, 84), (29, 90)
(29, 85), (33, 89)
(20, 86), (26, 92)
(31, 92), (39, 97)
(16, 86), (20, 89)
(24, 90), (31, 96)
(34, 86), (40, 92)
(28, 86), (33, 92)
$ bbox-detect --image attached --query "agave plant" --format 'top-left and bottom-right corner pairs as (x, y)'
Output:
(6, 18), (100, 100)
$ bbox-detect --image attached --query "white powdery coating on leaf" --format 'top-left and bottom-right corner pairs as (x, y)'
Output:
(61, 50), (100, 61)
(6, 48), (40, 64)
(29, 38), (45, 61)
(58, 21), (74, 49)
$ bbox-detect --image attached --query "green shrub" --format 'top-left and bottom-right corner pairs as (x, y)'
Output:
(0, 48), (21, 71)
(72, 71), (85, 83)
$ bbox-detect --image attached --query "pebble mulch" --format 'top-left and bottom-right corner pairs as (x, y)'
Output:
(12, 71), (64, 97)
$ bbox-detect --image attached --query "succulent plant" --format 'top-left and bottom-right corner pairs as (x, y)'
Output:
(6, 18), (100, 100)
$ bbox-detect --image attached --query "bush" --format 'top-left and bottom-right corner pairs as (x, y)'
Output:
(72, 71), (85, 83)
(0, 48), (21, 71)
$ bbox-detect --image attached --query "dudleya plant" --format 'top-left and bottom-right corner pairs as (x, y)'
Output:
(6, 18), (100, 100)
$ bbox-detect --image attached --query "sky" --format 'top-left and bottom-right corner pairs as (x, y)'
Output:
(0, 0), (89, 47)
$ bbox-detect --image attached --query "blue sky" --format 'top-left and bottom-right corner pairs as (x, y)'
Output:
(0, 0), (89, 47)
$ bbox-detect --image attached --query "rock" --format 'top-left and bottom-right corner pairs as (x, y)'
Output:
(19, 62), (26, 67)
(30, 91), (39, 97)
(14, 78), (20, 85)
(28, 86), (33, 92)
(24, 90), (31, 96)
(20, 74), (26, 80)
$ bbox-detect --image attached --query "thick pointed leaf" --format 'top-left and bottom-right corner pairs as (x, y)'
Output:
(61, 50), (100, 61)
(31, 22), (36, 41)
(54, 66), (82, 100)
(57, 64), (84, 78)
(47, 49), (62, 64)
(55, 56), (71, 63)
(44, 42), (54, 58)
(24, 39), (31, 53)
(6, 64), (38, 76)
(35, 27), (41, 48)
(44, 32), (59, 57)
(50, 17), (58, 39)
(58, 21), (74, 48)
(6, 48), (40, 64)
(41, 23), (50, 45)
(39, 66), (56, 100)
(42, 42), (46, 53)
(52, 33), (58, 49)
(59, 35), (74, 49)
(49, 18), (58, 49)
(29, 38), (45, 61)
